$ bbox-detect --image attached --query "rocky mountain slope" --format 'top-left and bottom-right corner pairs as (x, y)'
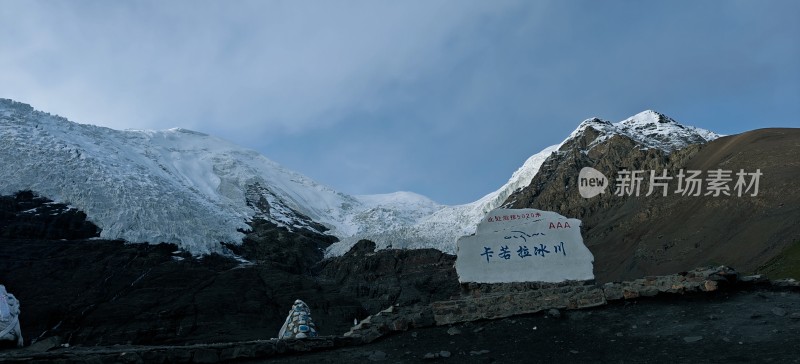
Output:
(506, 126), (800, 282)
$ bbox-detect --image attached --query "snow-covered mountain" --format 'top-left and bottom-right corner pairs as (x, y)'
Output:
(324, 144), (560, 256)
(326, 110), (721, 255)
(0, 99), (441, 254)
(0, 99), (719, 256)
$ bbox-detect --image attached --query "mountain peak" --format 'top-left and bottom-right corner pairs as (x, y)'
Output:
(567, 117), (613, 141)
(565, 110), (721, 154)
(621, 110), (676, 126)
(578, 117), (612, 126)
(0, 98), (35, 115)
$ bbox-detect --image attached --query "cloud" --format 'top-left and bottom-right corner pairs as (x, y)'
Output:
(0, 1), (524, 136)
(1, 1), (797, 204)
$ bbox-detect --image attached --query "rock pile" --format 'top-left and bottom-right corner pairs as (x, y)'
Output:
(278, 300), (319, 339)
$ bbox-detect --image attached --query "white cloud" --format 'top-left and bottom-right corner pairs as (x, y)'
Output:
(0, 1), (524, 135)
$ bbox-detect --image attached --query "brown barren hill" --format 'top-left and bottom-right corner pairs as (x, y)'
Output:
(507, 128), (800, 282)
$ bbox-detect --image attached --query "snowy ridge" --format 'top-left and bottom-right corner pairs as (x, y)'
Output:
(0, 99), (720, 256)
(0, 99), (440, 253)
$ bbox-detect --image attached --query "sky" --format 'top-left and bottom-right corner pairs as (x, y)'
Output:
(1, 1), (798, 205)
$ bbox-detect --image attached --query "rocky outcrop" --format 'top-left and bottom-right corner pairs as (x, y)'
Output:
(314, 240), (460, 314)
(225, 217), (336, 275)
(601, 266), (739, 300)
(0, 191), (99, 240)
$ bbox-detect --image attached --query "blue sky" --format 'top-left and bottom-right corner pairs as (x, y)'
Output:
(2, 1), (798, 205)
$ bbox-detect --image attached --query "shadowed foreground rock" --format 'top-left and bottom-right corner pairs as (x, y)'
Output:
(0, 193), (458, 348)
(1, 269), (797, 363)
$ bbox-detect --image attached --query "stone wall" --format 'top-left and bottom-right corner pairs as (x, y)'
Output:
(344, 266), (756, 342)
(433, 281), (605, 325)
(434, 266), (739, 325)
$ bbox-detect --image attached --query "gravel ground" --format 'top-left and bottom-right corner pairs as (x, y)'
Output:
(265, 289), (800, 364)
(1, 288), (798, 363)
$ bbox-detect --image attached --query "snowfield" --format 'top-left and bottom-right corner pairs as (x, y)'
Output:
(0, 99), (719, 255)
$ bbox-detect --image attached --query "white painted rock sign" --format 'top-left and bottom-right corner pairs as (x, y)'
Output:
(456, 208), (594, 283)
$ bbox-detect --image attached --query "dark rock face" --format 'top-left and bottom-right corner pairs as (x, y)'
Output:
(344, 239), (377, 256)
(226, 218), (337, 275)
(505, 128), (800, 283)
(0, 193), (459, 348)
(315, 241), (460, 314)
(0, 236), (358, 346)
(0, 191), (100, 240)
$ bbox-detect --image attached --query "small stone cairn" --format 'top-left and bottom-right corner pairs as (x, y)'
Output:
(278, 299), (318, 339)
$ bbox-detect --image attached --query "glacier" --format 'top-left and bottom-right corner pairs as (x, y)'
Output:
(0, 99), (440, 254)
(0, 99), (720, 256)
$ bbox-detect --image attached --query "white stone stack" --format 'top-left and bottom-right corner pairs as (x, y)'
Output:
(278, 299), (318, 339)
